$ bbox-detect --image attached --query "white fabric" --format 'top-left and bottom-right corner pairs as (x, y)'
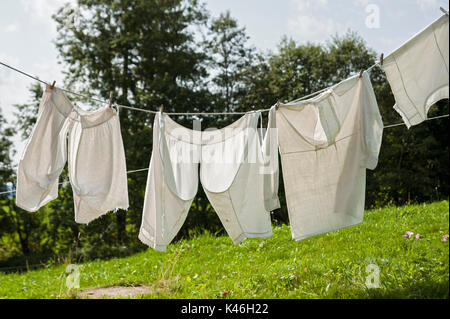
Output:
(382, 14), (449, 128)
(262, 106), (280, 211)
(68, 107), (129, 224)
(16, 86), (75, 211)
(139, 111), (279, 251)
(277, 72), (383, 241)
(138, 114), (197, 251)
(16, 86), (129, 223)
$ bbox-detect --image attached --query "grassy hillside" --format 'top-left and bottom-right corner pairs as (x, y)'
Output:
(0, 201), (448, 299)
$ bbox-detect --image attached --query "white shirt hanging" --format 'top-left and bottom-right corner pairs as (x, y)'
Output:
(276, 71), (383, 241)
(382, 14), (449, 128)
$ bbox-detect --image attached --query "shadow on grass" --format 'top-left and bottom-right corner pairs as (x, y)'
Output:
(0, 244), (148, 274)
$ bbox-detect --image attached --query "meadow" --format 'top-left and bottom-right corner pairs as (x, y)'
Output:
(0, 201), (448, 299)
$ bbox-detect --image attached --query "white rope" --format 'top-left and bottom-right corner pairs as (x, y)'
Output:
(0, 60), (264, 116)
(0, 60), (379, 116)
(1, 59), (449, 194)
(383, 114), (449, 128)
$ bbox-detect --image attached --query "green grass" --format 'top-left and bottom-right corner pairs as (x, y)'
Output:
(0, 201), (448, 299)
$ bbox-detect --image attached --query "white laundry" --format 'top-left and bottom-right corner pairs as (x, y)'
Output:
(382, 14), (449, 128)
(139, 111), (279, 251)
(16, 85), (75, 211)
(276, 71), (383, 241)
(68, 106), (129, 224)
(16, 86), (129, 223)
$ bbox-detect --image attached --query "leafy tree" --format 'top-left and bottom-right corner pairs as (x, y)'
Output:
(240, 32), (448, 211)
(206, 11), (254, 113)
(53, 0), (211, 245)
(0, 107), (41, 255)
(0, 109), (15, 185)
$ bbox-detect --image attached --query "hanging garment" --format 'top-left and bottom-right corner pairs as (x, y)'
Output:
(139, 110), (279, 251)
(68, 107), (129, 224)
(382, 14), (449, 128)
(276, 71), (383, 241)
(16, 85), (75, 211)
(16, 86), (129, 223)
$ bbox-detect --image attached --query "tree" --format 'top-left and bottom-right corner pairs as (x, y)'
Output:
(0, 107), (40, 255)
(0, 109), (15, 185)
(53, 0), (211, 244)
(240, 32), (449, 210)
(207, 11), (254, 113)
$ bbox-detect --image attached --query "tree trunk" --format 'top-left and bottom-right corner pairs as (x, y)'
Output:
(10, 201), (30, 255)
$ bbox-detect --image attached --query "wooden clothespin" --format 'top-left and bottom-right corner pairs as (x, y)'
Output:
(275, 101), (280, 110)
(380, 53), (384, 66)
(50, 81), (56, 90)
(440, 7), (449, 16)
(160, 104), (164, 113)
(359, 70), (364, 78)
(108, 91), (113, 108)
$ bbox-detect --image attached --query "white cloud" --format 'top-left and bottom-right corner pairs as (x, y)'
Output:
(3, 24), (19, 33)
(353, 0), (371, 7)
(416, 0), (438, 12)
(21, 0), (69, 19)
(288, 0), (348, 43)
(20, 0), (76, 35)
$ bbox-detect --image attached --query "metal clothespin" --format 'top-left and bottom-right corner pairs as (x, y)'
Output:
(50, 80), (56, 90)
(108, 91), (113, 108)
(440, 7), (449, 16)
(359, 70), (364, 78)
(380, 53), (384, 66)
(160, 104), (164, 113)
(275, 101), (280, 110)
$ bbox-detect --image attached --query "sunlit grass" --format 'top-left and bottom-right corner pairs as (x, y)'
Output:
(0, 201), (448, 299)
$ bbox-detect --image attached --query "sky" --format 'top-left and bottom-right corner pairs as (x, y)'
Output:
(0, 0), (449, 163)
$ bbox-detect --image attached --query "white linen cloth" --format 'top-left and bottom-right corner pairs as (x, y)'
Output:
(382, 14), (449, 128)
(68, 106), (129, 223)
(139, 111), (279, 251)
(16, 86), (129, 223)
(276, 71), (383, 241)
(16, 85), (75, 211)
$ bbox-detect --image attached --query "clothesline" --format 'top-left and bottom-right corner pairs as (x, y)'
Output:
(1, 57), (449, 197)
(0, 60), (266, 115)
(1, 112), (448, 197)
(0, 60), (378, 116)
(383, 114), (449, 128)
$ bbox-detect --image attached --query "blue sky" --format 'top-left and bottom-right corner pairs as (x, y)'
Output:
(0, 0), (449, 162)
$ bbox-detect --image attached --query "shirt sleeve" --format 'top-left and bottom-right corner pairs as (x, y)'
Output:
(262, 105), (281, 211)
(361, 72), (384, 170)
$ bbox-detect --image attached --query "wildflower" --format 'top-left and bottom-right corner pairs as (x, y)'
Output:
(403, 231), (414, 238)
(415, 234), (420, 240)
(443, 234), (449, 242)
